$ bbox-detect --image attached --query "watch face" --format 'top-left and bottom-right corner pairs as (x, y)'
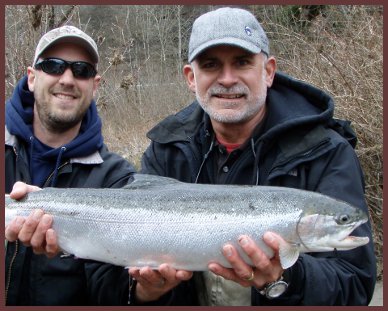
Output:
(267, 281), (288, 298)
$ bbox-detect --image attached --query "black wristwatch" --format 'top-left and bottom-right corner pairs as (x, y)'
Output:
(257, 275), (289, 299)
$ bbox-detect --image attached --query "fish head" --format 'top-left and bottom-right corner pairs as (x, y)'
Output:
(296, 199), (370, 252)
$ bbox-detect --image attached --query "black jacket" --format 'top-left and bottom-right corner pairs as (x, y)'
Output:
(139, 72), (376, 305)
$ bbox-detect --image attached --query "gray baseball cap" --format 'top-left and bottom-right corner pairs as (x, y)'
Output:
(33, 25), (99, 66)
(188, 7), (269, 62)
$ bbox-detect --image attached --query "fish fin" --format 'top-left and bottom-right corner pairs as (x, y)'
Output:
(124, 174), (182, 190)
(279, 241), (300, 269)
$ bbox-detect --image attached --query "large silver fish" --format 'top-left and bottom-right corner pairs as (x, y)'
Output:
(5, 174), (369, 270)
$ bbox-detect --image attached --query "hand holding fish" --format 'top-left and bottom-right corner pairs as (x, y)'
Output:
(5, 182), (59, 258)
(128, 264), (193, 303)
(209, 233), (284, 289)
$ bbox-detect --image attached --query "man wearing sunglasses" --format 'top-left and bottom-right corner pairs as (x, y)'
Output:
(5, 25), (136, 305)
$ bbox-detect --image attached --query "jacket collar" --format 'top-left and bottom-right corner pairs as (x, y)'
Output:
(70, 152), (103, 164)
(5, 125), (17, 147)
(5, 126), (103, 165)
(146, 101), (204, 144)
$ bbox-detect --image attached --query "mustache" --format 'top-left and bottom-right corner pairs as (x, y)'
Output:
(208, 85), (249, 96)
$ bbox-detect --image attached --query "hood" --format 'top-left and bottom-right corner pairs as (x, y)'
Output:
(260, 71), (334, 142)
(147, 71), (334, 144)
(5, 75), (104, 160)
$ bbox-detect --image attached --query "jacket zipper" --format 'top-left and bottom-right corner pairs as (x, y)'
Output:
(44, 161), (69, 186)
(5, 240), (19, 304)
(5, 146), (19, 305)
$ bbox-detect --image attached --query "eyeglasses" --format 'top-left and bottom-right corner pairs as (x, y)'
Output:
(34, 58), (97, 79)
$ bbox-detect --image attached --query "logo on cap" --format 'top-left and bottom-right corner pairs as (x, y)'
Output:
(244, 26), (252, 36)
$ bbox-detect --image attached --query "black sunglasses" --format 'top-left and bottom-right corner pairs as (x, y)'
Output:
(34, 58), (97, 79)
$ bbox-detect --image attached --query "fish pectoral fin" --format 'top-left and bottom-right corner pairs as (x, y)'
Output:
(124, 174), (182, 189)
(279, 241), (300, 269)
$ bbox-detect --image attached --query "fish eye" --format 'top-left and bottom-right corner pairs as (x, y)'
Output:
(337, 214), (350, 224)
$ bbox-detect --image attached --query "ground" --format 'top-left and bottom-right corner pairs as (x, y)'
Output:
(369, 280), (383, 306)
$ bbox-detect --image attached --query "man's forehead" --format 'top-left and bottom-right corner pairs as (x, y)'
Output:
(196, 45), (256, 60)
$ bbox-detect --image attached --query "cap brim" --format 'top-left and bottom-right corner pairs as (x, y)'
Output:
(189, 37), (261, 62)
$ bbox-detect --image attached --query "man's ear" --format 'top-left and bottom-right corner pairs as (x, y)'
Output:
(264, 56), (277, 88)
(93, 75), (101, 97)
(27, 67), (36, 92)
(183, 64), (196, 93)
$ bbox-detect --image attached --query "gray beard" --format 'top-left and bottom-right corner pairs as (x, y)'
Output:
(196, 91), (267, 124)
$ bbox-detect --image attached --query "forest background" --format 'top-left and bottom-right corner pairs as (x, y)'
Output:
(5, 5), (383, 280)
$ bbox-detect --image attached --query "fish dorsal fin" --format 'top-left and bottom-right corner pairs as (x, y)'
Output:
(123, 174), (182, 190)
(278, 240), (300, 269)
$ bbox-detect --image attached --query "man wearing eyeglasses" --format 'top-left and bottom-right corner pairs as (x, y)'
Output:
(5, 25), (136, 305)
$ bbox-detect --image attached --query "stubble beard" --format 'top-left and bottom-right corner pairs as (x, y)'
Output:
(35, 99), (89, 133)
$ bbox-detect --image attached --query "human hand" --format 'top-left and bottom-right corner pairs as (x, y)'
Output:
(208, 232), (284, 289)
(5, 181), (59, 258)
(128, 263), (193, 303)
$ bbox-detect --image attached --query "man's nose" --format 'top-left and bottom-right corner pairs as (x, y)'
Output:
(217, 65), (238, 88)
(58, 67), (76, 85)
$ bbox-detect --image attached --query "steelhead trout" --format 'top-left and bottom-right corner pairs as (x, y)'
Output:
(5, 174), (369, 270)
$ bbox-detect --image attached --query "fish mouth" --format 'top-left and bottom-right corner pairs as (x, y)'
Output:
(329, 218), (369, 249)
(330, 235), (370, 249)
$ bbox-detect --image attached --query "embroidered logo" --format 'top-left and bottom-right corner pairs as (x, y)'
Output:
(244, 26), (252, 36)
